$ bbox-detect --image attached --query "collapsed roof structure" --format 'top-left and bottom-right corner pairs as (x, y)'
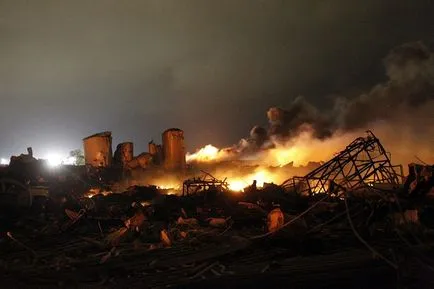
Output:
(281, 131), (403, 196)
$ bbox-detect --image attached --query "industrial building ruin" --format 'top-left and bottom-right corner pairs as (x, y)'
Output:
(82, 131), (113, 168)
(82, 128), (186, 172)
(162, 128), (186, 170)
(1, 128), (434, 289)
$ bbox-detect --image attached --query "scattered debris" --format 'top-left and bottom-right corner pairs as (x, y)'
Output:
(182, 171), (229, 196)
(0, 132), (433, 288)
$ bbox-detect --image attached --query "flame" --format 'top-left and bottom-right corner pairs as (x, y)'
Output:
(266, 144), (310, 167)
(228, 180), (248, 192)
(140, 201), (151, 207)
(85, 188), (112, 198)
(184, 129), (361, 192)
(188, 130), (360, 168)
(226, 168), (279, 192)
(186, 144), (233, 163)
(156, 184), (180, 190)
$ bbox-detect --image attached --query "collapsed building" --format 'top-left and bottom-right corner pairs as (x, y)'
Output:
(281, 131), (404, 196)
(1, 126), (434, 289)
(1, 130), (434, 289)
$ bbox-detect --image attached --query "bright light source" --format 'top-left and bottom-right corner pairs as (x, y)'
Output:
(0, 158), (9, 165)
(43, 153), (77, 167)
(45, 154), (62, 167)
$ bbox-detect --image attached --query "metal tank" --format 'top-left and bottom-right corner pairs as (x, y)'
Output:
(114, 142), (133, 168)
(162, 128), (186, 170)
(148, 141), (163, 165)
(83, 132), (113, 167)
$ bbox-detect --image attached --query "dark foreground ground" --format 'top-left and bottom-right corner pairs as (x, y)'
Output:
(1, 184), (434, 289)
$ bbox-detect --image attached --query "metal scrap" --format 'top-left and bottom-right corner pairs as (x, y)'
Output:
(281, 131), (403, 196)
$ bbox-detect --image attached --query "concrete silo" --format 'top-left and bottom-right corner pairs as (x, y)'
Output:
(83, 131), (113, 167)
(162, 128), (185, 170)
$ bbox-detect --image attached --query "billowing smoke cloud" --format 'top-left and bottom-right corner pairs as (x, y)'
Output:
(266, 42), (434, 137)
(131, 42), (434, 189)
(334, 41), (434, 131)
(188, 41), (434, 167)
(267, 97), (332, 139)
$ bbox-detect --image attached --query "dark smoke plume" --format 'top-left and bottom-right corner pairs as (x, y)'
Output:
(267, 96), (332, 139)
(235, 41), (434, 164)
(333, 41), (434, 131)
(264, 42), (434, 138)
(271, 42), (432, 131)
(186, 41), (434, 167)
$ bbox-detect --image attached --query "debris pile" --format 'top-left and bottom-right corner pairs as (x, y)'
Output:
(0, 132), (434, 288)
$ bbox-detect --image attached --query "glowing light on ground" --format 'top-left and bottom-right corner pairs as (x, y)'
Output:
(226, 169), (278, 192)
(156, 183), (180, 190)
(228, 180), (248, 191)
(85, 189), (112, 198)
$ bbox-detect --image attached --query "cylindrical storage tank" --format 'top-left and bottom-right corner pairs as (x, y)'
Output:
(149, 141), (158, 155)
(114, 142), (134, 168)
(83, 132), (113, 167)
(162, 128), (186, 170)
(149, 141), (163, 165)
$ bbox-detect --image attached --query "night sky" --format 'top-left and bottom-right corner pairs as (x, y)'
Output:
(1, 0), (434, 159)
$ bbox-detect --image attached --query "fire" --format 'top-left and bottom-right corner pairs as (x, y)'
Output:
(186, 145), (232, 163)
(85, 188), (112, 198)
(266, 145), (310, 167)
(185, 130), (360, 192)
(187, 130), (359, 168)
(226, 168), (279, 192)
(156, 184), (180, 190)
(228, 180), (248, 192)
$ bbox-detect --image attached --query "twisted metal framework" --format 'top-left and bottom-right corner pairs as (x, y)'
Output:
(281, 131), (403, 196)
(182, 170), (229, 196)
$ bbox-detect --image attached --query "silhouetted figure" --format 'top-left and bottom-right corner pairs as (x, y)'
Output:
(252, 180), (257, 191)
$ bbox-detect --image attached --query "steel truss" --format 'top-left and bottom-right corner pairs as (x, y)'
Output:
(281, 131), (403, 196)
(182, 170), (229, 196)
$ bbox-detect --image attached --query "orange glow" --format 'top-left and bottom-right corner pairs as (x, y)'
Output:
(146, 176), (182, 191)
(225, 168), (279, 192)
(183, 129), (364, 192)
(152, 180), (181, 195)
(186, 144), (233, 163)
(266, 144), (310, 167)
(227, 180), (247, 192)
(260, 130), (358, 167)
(85, 188), (112, 198)
(155, 183), (180, 190)
(187, 129), (359, 167)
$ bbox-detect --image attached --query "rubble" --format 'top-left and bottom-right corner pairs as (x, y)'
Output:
(182, 171), (229, 196)
(0, 132), (434, 288)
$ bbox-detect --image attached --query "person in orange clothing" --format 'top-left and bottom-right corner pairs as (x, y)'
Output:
(267, 203), (284, 233)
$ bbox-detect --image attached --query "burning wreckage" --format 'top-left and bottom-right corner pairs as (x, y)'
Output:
(0, 129), (434, 288)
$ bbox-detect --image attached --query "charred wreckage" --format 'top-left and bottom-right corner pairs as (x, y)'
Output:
(0, 129), (433, 288)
